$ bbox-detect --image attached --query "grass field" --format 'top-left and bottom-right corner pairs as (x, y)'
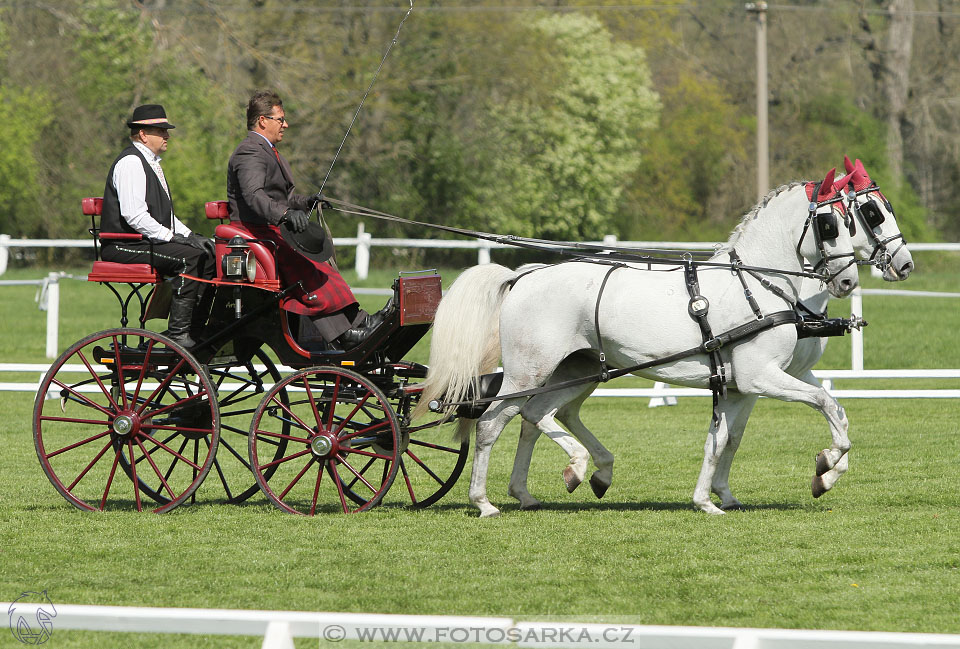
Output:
(1, 256), (958, 648)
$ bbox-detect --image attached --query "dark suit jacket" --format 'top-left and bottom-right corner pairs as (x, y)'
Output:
(226, 132), (356, 315)
(227, 132), (311, 225)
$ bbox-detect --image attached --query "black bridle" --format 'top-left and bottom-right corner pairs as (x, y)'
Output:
(795, 182), (859, 284)
(841, 182), (907, 273)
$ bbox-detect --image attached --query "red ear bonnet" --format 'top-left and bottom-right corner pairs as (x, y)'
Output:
(835, 158), (872, 193)
(816, 168), (837, 202)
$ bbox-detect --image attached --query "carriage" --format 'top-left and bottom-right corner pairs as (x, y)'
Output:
(32, 199), (469, 515)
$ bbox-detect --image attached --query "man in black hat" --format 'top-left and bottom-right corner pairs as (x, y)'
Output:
(100, 104), (216, 348)
(227, 90), (384, 349)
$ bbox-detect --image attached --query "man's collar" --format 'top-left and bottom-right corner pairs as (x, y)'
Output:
(132, 140), (161, 163)
(250, 131), (275, 148)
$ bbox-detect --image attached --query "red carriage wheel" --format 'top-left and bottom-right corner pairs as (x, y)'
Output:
(248, 366), (401, 515)
(33, 329), (219, 513)
(395, 418), (469, 509)
(375, 362), (469, 509)
(200, 344), (289, 503)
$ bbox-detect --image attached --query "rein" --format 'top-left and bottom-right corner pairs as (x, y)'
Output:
(325, 197), (834, 284)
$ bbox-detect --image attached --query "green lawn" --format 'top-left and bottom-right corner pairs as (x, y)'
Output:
(0, 257), (958, 648)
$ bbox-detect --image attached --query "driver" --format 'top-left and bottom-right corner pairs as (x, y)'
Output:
(226, 90), (384, 349)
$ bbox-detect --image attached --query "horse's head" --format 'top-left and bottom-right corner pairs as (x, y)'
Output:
(799, 168), (859, 298)
(833, 155), (914, 281)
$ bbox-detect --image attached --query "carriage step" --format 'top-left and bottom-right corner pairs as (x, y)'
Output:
(92, 344), (184, 368)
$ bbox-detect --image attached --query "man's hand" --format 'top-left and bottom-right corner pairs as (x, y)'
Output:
(190, 233), (217, 257)
(310, 192), (332, 211)
(283, 209), (309, 233)
(172, 233), (216, 257)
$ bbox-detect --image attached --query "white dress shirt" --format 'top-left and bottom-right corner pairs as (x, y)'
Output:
(112, 141), (190, 242)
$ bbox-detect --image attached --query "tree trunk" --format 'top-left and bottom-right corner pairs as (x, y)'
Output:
(884, 0), (914, 180)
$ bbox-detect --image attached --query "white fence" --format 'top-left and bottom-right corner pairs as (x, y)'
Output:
(2, 229), (959, 279)
(5, 602), (960, 648)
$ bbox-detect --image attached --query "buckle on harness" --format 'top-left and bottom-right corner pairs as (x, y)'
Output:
(703, 337), (723, 352)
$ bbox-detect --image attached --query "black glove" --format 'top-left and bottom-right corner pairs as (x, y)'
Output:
(190, 233), (216, 257)
(309, 192), (332, 211)
(283, 209), (309, 233)
(171, 233), (216, 257)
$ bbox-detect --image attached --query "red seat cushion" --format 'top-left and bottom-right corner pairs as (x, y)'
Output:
(205, 201), (229, 219)
(82, 197), (103, 216)
(88, 261), (160, 284)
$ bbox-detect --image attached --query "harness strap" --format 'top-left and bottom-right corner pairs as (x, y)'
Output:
(594, 263), (625, 381)
(729, 251), (763, 319)
(438, 310), (800, 410)
(683, 260), (726, 425)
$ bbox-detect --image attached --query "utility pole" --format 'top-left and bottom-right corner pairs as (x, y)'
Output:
(746, 2), (769, 201)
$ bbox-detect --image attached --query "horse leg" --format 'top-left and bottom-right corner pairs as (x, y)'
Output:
(471, 398), (524, 518)
(507, 420), (545, 510)
(710, 393), (759, 511)
(794, 369), (851, 497)
(692, 408), (734, 515)
(556, 398), (614, 499)
(737, 364), (852, 499)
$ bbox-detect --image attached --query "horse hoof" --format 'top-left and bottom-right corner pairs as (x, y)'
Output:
(815, 450), (832, 476)
(563, 466), (581, 493)
(589, 473), (610, 499)
(520, 501), (541, 512)
(479, 509), (501, 518)
(811, 475), (827, 498)
(721, 501), (746, 512)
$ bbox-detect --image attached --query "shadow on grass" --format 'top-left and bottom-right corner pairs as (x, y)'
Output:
(383, 499), (804, 514)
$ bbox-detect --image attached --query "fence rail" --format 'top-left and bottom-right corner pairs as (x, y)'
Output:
(3, 230), (959, 279)
(4, 602), (960, 648)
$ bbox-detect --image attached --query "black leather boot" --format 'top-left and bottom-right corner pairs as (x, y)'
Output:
(165, 296), (197, 348)
(336, 308), (388, 349)
(190, 285), (215, 342)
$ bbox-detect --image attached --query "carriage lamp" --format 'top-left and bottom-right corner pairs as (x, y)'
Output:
(222, 236), (257, 283)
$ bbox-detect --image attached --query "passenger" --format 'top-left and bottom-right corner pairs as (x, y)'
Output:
(100, 104), (215, 348)
(226, 90), (384, 349)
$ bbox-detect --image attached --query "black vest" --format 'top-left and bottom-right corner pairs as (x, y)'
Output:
(101, 144), (173, 238)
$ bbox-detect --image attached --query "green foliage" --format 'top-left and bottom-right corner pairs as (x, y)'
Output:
(474, 14), (660, 241)
(0, 20), (54, 237)
(620, 69), (749, 241)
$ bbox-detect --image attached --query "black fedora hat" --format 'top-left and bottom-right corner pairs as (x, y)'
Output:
(280, 220), (334, 263)
(127, 104), (176, 130)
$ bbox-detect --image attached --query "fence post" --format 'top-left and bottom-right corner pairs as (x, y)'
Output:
(0, 234), (9, 276)
(477, 240), (491, 265)
(44, 272), (60, 359)
(354, 223), (370, 280)
(648, 381), (678, 408)
(851, 287), (864, 371)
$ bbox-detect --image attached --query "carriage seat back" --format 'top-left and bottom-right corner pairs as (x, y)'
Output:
(82, 197), (159, 285)
(214, 222), (280, 286)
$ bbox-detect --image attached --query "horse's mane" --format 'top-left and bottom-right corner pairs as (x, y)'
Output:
(716, 181), (805, 255)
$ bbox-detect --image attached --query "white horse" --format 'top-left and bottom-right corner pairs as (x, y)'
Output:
(415, 169), (861, 516)
(505, 157), (915, 513)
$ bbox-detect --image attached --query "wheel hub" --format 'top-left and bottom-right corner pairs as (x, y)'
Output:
(111, 413), (139, 437)
(310, 434), (336, 458)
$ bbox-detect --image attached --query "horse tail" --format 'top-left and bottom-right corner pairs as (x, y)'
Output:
(412, 263), (517, 421)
